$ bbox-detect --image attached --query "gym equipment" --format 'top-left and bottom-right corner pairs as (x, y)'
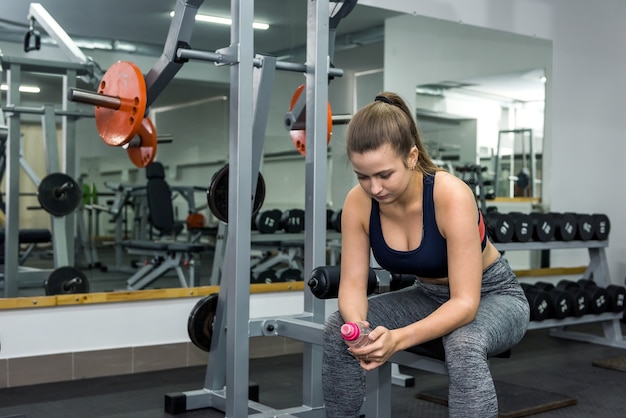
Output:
(556, 280), (609, 314)
(555, 280), (591, 317)
(206, 164), (266, 224)
(574, 279), (611, 314)
(534, 281), (574, 319)
(285, 84), (333, 156)
(485, 212), (514, 243)
(577, 279), (626, 312)
(330, 209), (342, 232)
(591, 213), (611, 240)
(0, 228), (51, 265)
(508, 212), (533, 242)
(44, 266), (89, 295)
(1, 55), (89, 296)
(37, 173), (82, 217)
(67, 62), (158, 168)
(252, 269), (279, 284)
(71, 61), (146, 147)
(604, 284), (626, 312)
(550, 212), (577, 241)
(152, 1), (360, 416)
(280, 208), (305, 233)
(123, 162), (209, 290)
(520, 283), (552, 321)
(574, 213), (594, 241)
(531, 212), (555, 242)
(278, 268), (303, 282)
(253, 209), (282, 234)
(187, 293), (219, 352)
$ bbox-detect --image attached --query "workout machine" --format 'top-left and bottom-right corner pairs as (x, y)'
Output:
(60, 0), (352, 414)
(122, 162), (209, 290)
(0, 56), (94, 297)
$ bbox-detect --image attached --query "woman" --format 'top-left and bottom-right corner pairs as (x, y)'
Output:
(322, 92), (530, 417)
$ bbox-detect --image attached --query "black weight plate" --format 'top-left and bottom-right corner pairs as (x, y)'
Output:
(207, 164), (266, 224)
(37, 173), (82, 217)
(44, 266), (89, 295)
(187, 293), (219, 352)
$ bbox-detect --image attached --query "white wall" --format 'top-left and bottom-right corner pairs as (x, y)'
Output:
(362, 0), (626, 284)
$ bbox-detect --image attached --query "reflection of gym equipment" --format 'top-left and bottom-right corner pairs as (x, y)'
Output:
(0, 59), (94, 296)
(123, 162), (209, 290)
(494, 128), (538, 198)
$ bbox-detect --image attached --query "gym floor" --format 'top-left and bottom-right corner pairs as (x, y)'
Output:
(0, 325), (625, 417)
(2, 244), (626, 417)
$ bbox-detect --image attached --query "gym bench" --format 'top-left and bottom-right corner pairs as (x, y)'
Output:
(308, 265), (511, 416)
(0, 228), (52, 265)
(123, 162), (210, 290)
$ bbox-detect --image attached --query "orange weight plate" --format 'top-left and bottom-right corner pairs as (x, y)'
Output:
(95, 61), (147, 147)
(127, 117), (157, 168)
(288, 84), (332, 156)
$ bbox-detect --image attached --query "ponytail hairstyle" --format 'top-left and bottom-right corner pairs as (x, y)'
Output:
(345, 92), (441, 175)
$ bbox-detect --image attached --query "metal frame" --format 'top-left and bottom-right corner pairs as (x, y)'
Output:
(0, 56), (92, 296)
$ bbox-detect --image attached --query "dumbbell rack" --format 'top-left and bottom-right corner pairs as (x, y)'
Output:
(495, 240), (626, 348)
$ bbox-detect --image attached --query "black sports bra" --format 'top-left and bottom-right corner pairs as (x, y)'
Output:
(369, 174), (487, 278)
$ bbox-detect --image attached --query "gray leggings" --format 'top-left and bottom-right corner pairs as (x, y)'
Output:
(322, 257), (530, 418)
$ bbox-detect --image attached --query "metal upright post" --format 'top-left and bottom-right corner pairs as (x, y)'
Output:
(302, 0), (330, 410)
(3, 63), (21, 297)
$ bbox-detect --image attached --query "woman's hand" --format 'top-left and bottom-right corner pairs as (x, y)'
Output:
(347, 326), (398, 371)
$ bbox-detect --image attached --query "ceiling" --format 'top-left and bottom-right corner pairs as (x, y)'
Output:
(0, 0), (396, 61)
(0, 1), (545, 108)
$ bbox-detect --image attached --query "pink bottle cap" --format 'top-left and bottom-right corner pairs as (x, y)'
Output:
(341, 322), (360, 341)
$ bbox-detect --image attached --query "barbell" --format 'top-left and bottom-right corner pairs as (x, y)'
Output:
(67, 61), (157, 168)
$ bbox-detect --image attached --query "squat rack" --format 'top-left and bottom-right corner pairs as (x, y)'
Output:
(79, 0), (346, 415)
(0, 55), (93, 297)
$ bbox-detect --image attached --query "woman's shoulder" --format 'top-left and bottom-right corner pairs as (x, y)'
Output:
(433, 170), (476, 202)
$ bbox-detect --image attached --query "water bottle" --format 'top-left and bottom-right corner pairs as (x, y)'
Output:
(341, 322), (372, 348)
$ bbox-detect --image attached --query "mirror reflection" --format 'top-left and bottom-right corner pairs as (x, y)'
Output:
(416, 68), (546, 202)
(0, 3), (550, 299)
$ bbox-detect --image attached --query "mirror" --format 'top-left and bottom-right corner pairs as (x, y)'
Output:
(416, 69), (546, 200)
(0, 3), (551, 299)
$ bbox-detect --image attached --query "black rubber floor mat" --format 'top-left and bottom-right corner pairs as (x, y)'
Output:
(592, 355), (626, 373)
(415, 380), (578, 418)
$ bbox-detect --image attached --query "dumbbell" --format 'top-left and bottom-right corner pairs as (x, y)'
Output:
(530, 212), (555, 242)
(509, 212), (533, 242)
(484, 212), (514, 243)
(549, 212), (577, 241)
(253, 209), (283, 234)
(574, 213), (594, 241)
(577, 279), (615, 313)
(280, 209), (305, 233)
(534, 281), (574, 319)
(520, 283), (552, 321)
(557, 280), (609, 314)
(591, 213), (611, 240)
(330, 209), (342, 232)
(555, 280), (593, 316)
